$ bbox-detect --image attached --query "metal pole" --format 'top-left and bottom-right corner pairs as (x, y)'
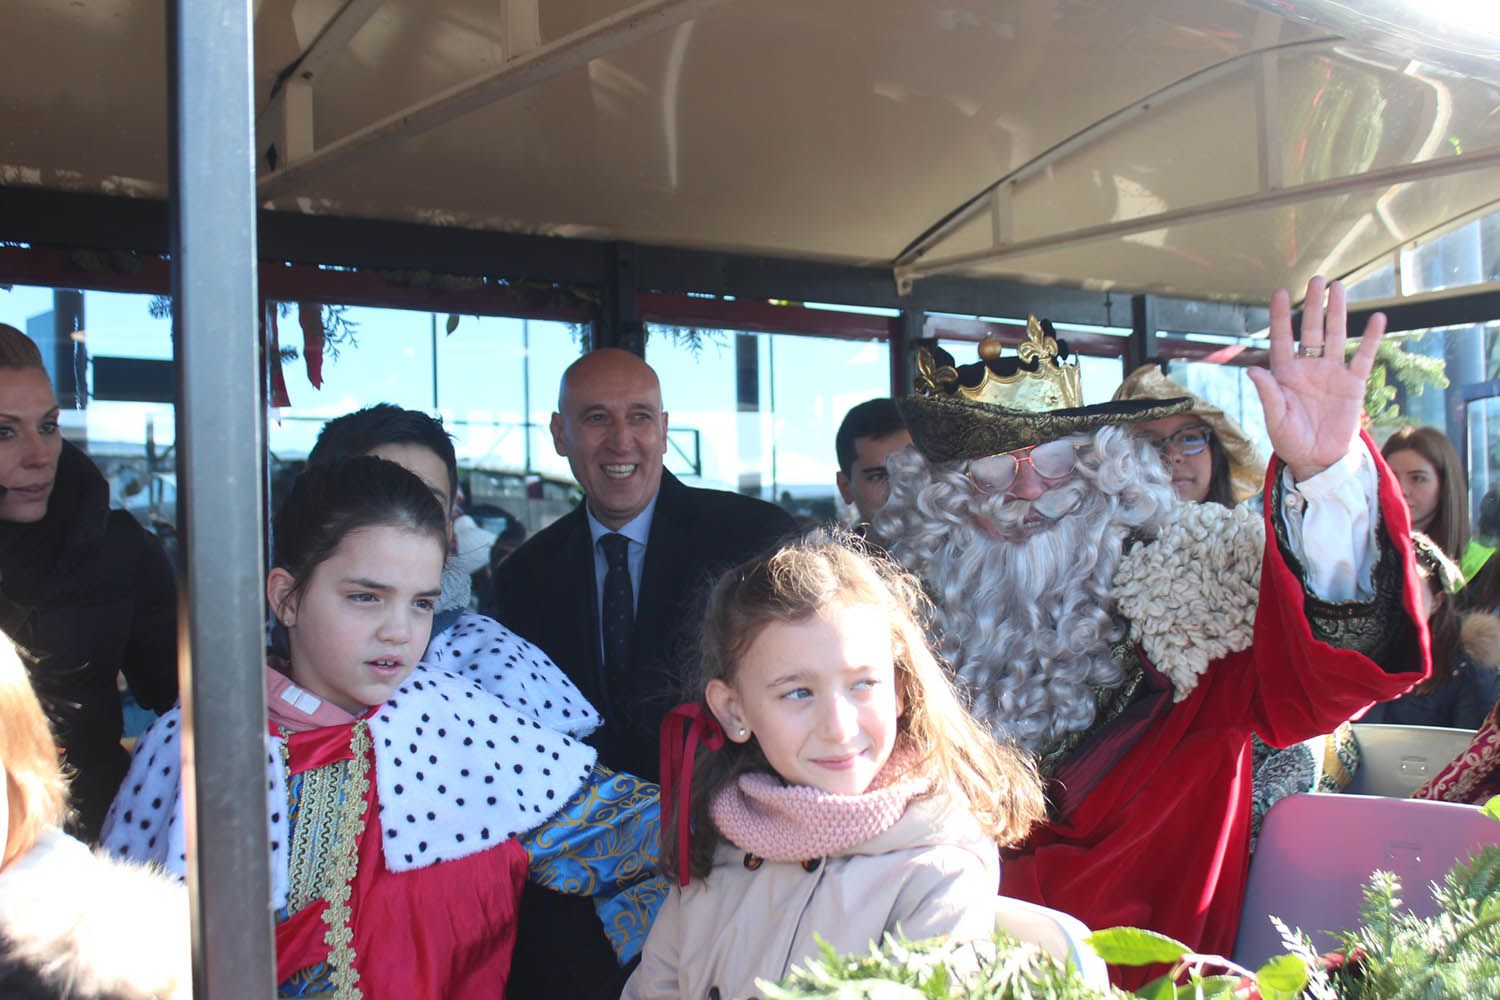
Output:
(767, 336), (778, 502)
(431, 312), (440, 410)
(601, 242), (643, 354)
(522, 318), (533, 473)
(168, 0), (276, 995)
(1128, 295), (1159, 372)
(892, 309), (921, 397)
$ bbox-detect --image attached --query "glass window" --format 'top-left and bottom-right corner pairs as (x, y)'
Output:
(645, 325), (890, 525)
(1404, 219), (1485, 296)
(1418, 318), (1500, 539)
(1350, 204), (1500, 300)
(1345, 261), (1398, 302)
(267, 304), (584, 535)
(1467, 395), (1500, 543)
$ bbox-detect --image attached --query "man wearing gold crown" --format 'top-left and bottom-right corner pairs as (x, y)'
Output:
(876, 277), (1428, 982)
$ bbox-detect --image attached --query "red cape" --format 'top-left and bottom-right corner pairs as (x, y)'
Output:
(1001, 433), (1430, 988)
(275, 719), (529, 997)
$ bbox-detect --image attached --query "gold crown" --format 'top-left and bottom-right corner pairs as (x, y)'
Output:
(914, 315), (1083, 411)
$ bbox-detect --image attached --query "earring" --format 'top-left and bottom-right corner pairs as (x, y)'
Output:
(737, 728), (748, 739)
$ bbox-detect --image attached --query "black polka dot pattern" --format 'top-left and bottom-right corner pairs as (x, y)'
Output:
(100, 705), (294, 911)
(99, 662), (598, 898)
(369, 664), (598, 874)
(421, 611), (600, 738)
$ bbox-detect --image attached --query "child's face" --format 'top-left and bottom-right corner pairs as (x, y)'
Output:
(368, 442), (456, 550)
(267, 525), (445, 714)
(707, 602), (902, 796)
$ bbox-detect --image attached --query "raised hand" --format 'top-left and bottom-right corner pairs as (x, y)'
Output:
(1245, 276), (1386, 482)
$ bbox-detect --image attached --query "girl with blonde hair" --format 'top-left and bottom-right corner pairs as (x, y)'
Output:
(626, 531), (1046, 998)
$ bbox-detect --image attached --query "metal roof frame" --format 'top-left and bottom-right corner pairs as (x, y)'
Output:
(892, 32), (1500, 290)
(257, 0), (730, 200)
(0, 185), (1273, 339)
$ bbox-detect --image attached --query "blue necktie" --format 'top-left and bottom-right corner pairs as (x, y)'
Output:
(600, 533), (634, 690)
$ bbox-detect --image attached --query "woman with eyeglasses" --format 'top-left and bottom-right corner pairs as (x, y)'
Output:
(1113, 363), (1265, 508)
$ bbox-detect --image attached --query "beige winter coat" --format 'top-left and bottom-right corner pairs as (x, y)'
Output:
(622, 791), (1001, 1000)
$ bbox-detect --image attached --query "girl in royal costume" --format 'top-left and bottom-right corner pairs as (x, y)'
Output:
(103, 456), (662, 998)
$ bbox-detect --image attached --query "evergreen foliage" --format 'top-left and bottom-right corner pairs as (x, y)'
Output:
(1288, 846), (1500, 999)
(762, 844), (1500, 999)
(760, 931), (1128, 1000)
(1362, 335), (1449, 428)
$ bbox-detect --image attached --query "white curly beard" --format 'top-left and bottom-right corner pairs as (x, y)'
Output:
(875, 426), (1178, 755)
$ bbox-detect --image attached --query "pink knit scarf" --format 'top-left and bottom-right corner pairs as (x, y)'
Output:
(709, 752), (930, 861)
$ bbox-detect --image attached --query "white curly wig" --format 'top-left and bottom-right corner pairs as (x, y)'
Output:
(873, 424), (1179, 755)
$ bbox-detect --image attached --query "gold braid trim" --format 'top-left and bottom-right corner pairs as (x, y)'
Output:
(322, 721), (371, 1000)
(285, 754), (358, 915)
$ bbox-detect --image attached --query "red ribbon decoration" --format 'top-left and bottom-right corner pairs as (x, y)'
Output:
(298, 301), (325, 389)
(265, 303), (291, 408)
(659, 702), (726, 887)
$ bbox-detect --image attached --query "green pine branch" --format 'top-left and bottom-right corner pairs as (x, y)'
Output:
(1362, 335), (1448, 428)
(762, 843), (1500, 998)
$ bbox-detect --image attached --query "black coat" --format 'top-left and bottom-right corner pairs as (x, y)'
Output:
(0, 442), (178, 842)
(489, 470), (795, 781)
(489, 471), (793, 1000)
(1358, 654), (1500, 729)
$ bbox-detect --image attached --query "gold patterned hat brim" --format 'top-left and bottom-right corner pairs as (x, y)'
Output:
(896, 394), (1195, 464)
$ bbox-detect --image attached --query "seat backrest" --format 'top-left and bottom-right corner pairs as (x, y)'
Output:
(1346, 724), (1477, 797)
(990, 895), (1111, 990)
(1233, 793), (1500, 969)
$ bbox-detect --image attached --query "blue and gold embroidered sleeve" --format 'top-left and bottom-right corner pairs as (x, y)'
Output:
(521, 765), (666, 963)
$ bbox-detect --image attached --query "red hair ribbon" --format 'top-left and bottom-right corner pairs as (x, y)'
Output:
(659, 701), (726, 887)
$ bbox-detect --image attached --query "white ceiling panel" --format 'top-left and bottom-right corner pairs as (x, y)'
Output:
(3, 0), (1499, 303)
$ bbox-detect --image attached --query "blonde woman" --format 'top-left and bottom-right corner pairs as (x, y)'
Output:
(0, 323), (177, 842)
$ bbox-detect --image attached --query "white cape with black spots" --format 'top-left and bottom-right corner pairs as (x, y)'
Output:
(423, 610), (600, 738)
(100, 665), (597, 910)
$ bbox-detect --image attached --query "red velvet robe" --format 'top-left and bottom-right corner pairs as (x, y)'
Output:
(274, 719), (530, 998)
(1001, 439), (1429, 987)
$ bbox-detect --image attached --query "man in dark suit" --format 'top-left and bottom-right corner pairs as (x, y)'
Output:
(490, 348), (793, 999)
